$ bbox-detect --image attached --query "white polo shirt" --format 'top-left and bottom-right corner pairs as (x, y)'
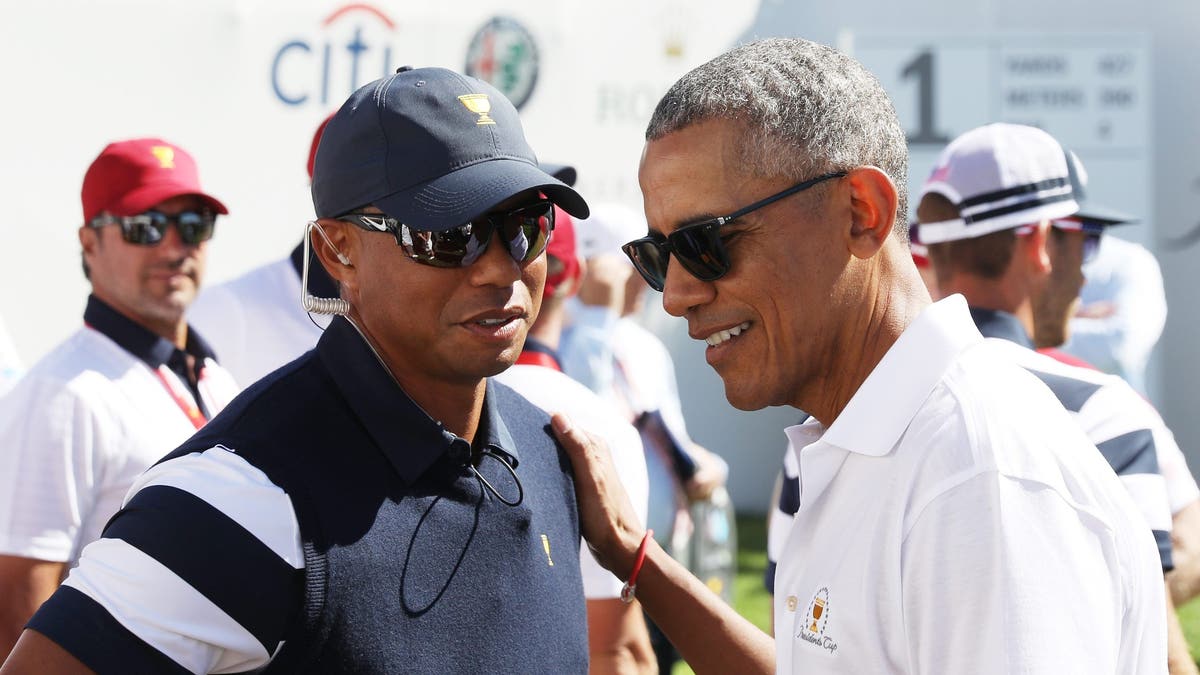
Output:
(0, 324), (239, 565)
(773, 295), (1164, 674)
(495, 362), (650, 598)
(190, 253), (329, 387)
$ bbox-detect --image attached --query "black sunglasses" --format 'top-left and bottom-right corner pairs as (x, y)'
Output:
(341, 200), (555, 269)
(89, 209), (217, 246)
(622, 172), (846, 291)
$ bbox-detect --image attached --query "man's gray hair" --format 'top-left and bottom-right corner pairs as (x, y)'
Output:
(646, 38), (909, 239)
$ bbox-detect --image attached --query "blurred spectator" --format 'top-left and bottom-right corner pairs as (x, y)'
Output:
(0, 315), (21, 397)
(919, 124), (1195, 674)
(0, 139), (239, 657)
(1064, 234), (1167, 398)
(494, 204), (655, 673)
(560, 202), (730, 673)
(190, 115), (336, 386)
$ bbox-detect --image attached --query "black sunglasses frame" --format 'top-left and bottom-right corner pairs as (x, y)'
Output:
(622, 171), (847, 291)
(340, 200), (556, 269)
(88, 209), (217, 247)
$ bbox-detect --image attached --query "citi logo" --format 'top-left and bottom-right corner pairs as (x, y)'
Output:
(270, 3), (398, 107)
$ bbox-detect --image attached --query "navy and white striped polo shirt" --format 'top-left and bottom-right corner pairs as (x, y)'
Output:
(29, 316), (589, 673)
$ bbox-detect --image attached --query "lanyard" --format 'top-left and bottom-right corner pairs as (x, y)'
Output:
(152, 365), (207, 430)
(83, 321), (208, 429)
(515, 350), (562, 371)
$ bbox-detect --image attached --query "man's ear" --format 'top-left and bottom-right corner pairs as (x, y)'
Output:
(845, 166), (899, 260)
(79, 225), (100, 261)
(1018, 220), (1052, 276)
(311, 218), (358, 289)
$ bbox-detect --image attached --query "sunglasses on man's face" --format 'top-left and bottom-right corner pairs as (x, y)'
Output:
(341, 200), (555, 269)
(1040, 219), (1104, 265)
(89, 210), (217, 246)
(622, 171), (846, 291)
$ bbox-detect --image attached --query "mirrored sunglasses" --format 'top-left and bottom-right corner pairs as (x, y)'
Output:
(342, 200), (555, 269)
(89, 209), (217, 246)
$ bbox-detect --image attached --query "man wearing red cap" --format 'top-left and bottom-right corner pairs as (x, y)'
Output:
(0, 138), (239, 657)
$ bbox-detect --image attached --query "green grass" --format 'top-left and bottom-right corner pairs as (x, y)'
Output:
(672, 514), (772, 675)
(1181, 595), (1200, 663)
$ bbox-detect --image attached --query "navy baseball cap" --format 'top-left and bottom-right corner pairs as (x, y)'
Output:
(1062, 148), (1136, 230)
(312, 66), (588, 229)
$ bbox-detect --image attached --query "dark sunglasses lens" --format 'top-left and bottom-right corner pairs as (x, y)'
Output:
(122, 213), (168, 245)
(623, 239), (669, 292)
(1082, 234), (1102, 264)
(498, 202), (554, 264)
(394, 201), (555, 268)
(670, 224), (730, 281)
(176, 211), (216, 245)
(402, 225), (485, 268)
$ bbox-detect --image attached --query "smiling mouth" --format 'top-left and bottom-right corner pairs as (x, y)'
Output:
(475, 316), (515, 327)
(704, 322), (750, 347)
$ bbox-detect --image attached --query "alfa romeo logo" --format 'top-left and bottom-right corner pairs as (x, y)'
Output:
(464, 16), (539, 110)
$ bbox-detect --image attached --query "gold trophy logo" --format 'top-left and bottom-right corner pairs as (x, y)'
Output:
(150, 145), (176, 169)
(809, 596), (826, 633)
(458, 94), (496, 125)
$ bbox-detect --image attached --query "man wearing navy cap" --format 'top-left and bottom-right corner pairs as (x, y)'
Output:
(0, 138), (239, 660)
(3, 67), (592, 673)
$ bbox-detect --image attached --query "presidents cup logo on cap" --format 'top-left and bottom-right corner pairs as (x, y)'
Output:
(311, 66), (588, 230)
(151, 145), (176, 169)
(458, 94), (496, 125)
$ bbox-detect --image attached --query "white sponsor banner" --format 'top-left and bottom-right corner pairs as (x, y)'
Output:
(0, 0), (758, 364)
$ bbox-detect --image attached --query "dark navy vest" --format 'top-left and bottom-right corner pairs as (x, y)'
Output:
(167, 317), (588, 673)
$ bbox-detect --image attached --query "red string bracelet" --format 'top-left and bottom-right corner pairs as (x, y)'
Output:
(620, 529), (654, 604)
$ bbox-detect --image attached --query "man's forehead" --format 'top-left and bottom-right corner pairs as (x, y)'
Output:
(151, 193), (206, 214)
(639, 123), (765, 232)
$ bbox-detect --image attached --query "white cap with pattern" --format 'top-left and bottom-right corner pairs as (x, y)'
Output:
(917, 123), (1079, 244)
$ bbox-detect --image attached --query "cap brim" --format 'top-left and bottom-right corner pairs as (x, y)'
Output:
(1075, 202), (1137, 227)
(111, 181), (229, 217)
(539, 162), (577, 187)
(374, 157), (589, 231)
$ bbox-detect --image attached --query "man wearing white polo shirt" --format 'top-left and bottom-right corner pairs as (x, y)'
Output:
(551, 38), (1165, 673)
(0, 138), (239, 657)
(918, 123), (1196, 674)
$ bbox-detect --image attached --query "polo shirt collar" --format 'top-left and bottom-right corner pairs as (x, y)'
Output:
(83, 294), (216, 369)
(969, 306), (1035, 348)
(811, 294), (983, 457)
(316, 316), (518, 485)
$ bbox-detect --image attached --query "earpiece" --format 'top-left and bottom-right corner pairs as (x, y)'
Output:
(302, 221), (351, 316)
(310, 221), (351, 264)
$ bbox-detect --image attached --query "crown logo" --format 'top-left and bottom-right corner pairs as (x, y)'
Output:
(458, 94), (496, 125)
(150, 145), (175, 169)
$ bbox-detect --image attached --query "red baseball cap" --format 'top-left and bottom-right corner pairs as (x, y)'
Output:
(306, 113), (336, 179)
(81, 138), (228, 223)
(544, 206), (581, 299)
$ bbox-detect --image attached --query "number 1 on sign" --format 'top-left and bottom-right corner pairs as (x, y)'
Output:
(901, 49), (950, 146)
